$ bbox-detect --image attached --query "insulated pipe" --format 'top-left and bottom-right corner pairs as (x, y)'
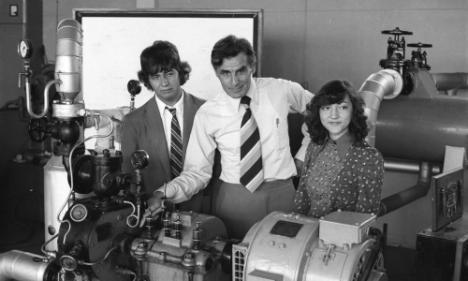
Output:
(0, 250), (51, 281)
(359, 69), (403, 147)
(384, 159), (440, 174)
(431, 73), (468, 91)
(379, 162), (432, 216)
(53, 18), (82, 102)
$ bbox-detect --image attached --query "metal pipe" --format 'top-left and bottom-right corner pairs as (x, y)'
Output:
(431, 73), (468, 91)
(0, 250), (50, 281)
(359, 69), (403, 147)
(384, 159), (440, 174)
(379, 162), (432, 216)
(25, 74), (50, 118)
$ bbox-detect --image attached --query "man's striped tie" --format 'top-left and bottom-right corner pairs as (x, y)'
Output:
(240, 96), (264, 192)
(167, 107), (183, 179)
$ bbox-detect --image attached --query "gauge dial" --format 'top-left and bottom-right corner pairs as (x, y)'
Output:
(18, 39), (32, 59)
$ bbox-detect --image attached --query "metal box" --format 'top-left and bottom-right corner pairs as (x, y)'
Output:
(319, 211), (376, 247)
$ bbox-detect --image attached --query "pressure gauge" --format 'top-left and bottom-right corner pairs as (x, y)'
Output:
(18, 39), (33, 59)
(70, 203), (88, 222)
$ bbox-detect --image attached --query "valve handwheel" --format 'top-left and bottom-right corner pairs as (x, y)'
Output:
(381, 27), (413, 36)
(407, 42), (433, 49)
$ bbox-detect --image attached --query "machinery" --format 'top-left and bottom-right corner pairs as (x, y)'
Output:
(370, 27), (468, 281)
(4, 18), (232, 281)
(233, 211), (385, 281)
(0, 148), (232, 281)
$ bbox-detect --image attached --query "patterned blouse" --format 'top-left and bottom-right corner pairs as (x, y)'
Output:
(293, 133), (384, 218)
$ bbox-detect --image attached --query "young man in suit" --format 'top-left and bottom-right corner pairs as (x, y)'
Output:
(120, 41), (205, 211)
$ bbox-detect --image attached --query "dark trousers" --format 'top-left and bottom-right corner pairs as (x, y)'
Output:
(211, 179), (295, 240)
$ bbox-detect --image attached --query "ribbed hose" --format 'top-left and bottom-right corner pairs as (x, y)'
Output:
(0, 250), (50, 281)
(358, 69), (403, 147)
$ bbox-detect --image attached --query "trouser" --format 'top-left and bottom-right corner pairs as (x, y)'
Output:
(177, 191), (203, 213)
(211, 179), (295, 240)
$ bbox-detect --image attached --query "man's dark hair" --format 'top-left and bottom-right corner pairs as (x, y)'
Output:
(305, 80), (368, 145)
(211, 35), (256, 69)
(138, 40), (191, 90)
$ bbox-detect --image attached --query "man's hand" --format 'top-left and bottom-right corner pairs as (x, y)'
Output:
(140, 191), (165, 227)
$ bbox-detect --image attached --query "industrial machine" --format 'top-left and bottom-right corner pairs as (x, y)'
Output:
(4, 18), (232, 281)
(233, 211), (385, 281)
(0, 147), (232, 281)
(370, 27), (468, 281)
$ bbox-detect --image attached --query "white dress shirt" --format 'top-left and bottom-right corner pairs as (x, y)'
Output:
(154, 94), (184, 153)
(160, 77), (314, 203)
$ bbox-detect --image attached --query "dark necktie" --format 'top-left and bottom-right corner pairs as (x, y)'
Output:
(239, 96), (264, 192)
(167, 107), (183, 179)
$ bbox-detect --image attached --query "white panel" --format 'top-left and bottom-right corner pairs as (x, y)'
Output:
(80, 16), (255, 109)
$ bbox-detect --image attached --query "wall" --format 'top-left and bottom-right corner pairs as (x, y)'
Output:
(0, 0), (42, 108)
(41, 0), (468, 248)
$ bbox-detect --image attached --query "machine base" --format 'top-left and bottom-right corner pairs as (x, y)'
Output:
(415, 215), (468, 281)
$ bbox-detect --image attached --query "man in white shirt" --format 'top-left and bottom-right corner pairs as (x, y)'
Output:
(121, 41), (205, 211)
(146, 35), (313, 238)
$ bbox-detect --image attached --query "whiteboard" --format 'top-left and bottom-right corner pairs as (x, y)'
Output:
(75, 10), (262, 110)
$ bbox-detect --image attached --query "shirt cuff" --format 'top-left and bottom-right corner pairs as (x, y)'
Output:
(157, 182), (186, 203)
(295, 144), (307, 162)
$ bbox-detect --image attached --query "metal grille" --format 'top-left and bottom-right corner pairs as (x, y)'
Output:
(232, 244), (247, 281)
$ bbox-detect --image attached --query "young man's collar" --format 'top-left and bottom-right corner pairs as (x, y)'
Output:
(154, 89), (184, 113)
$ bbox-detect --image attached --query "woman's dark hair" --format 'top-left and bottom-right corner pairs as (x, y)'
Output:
(138, 40), (191, 90)
(305, 80), (368, 145)
(211, 35), (256, 69)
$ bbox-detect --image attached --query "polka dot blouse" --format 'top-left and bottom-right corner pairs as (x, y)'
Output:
(293, 133), (384, 218)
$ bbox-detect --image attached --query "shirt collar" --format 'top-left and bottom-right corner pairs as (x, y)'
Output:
(155, 89), (184, 114)
(327, 132), (354, 159)
(224, 77), (258, 112)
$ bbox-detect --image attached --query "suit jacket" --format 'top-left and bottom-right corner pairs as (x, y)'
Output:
(120, 91), (205, 205)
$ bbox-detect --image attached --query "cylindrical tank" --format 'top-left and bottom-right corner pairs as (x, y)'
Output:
(372, 69), (468, 163)
(0, 250), (52, 281)
(43, 154), (71, 251)
(376, 95), (468, 163)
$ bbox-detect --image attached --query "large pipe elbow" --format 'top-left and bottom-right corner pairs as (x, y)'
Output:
(431, 72), (468, 91)
(0, 250), (51, 281)
(359, 69), (403, 146)
(55, 18), (82, 102)
(379, 161), (432, 216)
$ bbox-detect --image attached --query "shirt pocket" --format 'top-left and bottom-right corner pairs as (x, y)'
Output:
(273, 113), (290, 149)
(253, 99), (289, 151)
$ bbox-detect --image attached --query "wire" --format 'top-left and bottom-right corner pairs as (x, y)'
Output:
(41, 233), (58, 257)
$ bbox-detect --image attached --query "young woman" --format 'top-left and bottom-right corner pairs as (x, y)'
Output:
(293, 80), (384, 218)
